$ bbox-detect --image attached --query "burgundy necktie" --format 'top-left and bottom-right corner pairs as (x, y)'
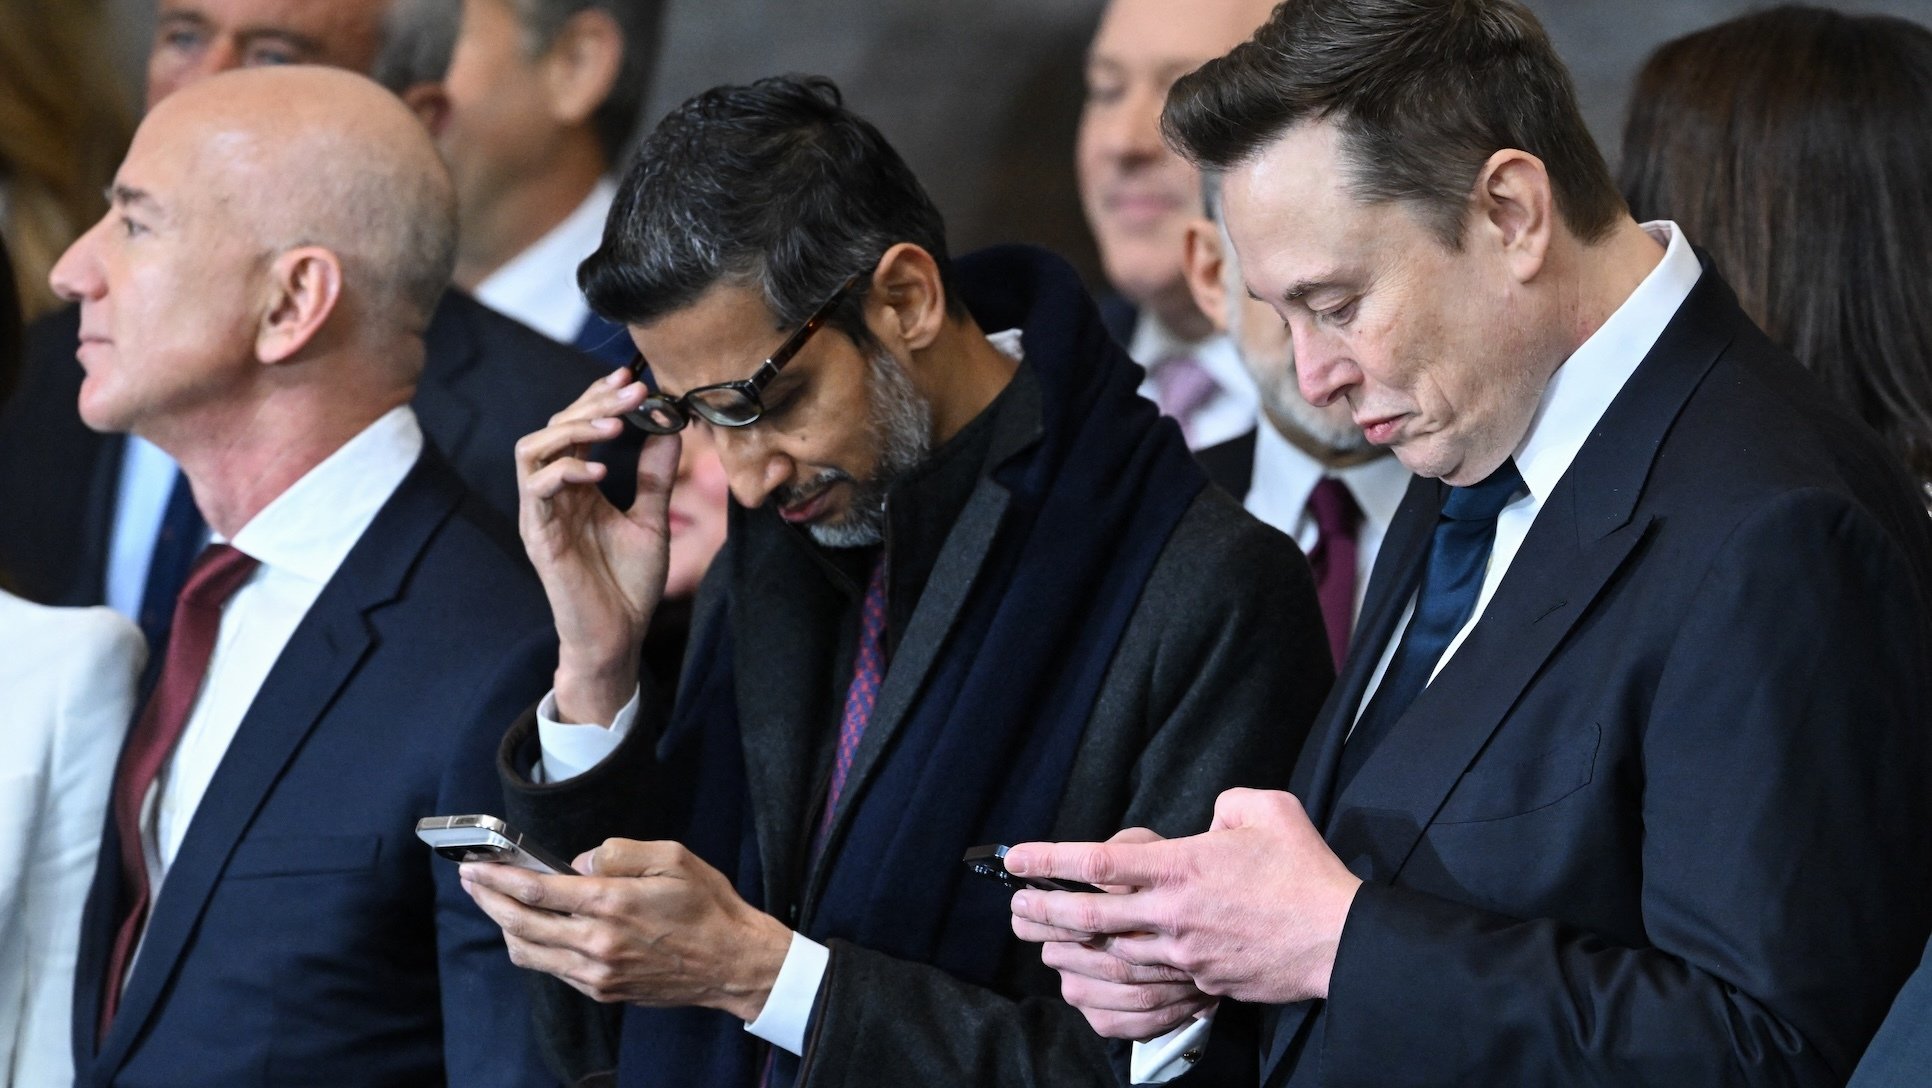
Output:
(100, 543), (259, 1038)
(1306, 477), (1362, 670)
(813, 557), (889, 852)
(1151, 354), (1217, 445)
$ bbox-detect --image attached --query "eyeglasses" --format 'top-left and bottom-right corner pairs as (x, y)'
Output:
(625, 273), (865, 435)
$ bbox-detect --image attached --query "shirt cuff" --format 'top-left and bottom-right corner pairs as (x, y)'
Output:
(743, 932), (830, 1056)
(1130, 1007), (1216, 1084)
(532, 686), (640, 784)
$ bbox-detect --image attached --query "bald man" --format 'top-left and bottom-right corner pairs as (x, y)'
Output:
(55, 67), (556, 1088)
(1077, 0), (1275, 451)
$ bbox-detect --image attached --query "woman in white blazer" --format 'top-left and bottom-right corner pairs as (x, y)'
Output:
(1, 591), (143, 1087)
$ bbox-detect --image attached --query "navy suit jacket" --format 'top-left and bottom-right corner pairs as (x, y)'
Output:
(1258, 264), (1932, 1086)
(0, 289), (631, 606)
(70, 451), (559, 1088)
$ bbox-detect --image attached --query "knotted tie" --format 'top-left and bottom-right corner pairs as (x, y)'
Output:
(1336, 460), (1524, 790)
(1150, 355), (1217, 445)
(1306, 477), (1362, 670)
(100, 543), (259, 1037)
(813, 557), (889, 853)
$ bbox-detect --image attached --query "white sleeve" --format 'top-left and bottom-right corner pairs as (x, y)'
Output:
(532, 686), (642, 784)
(742, 932), (831, 1055)
(1131, 1011), (1216, 1083)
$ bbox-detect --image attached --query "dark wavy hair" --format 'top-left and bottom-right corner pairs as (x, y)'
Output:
(1162, 0), (1624, 250)
(1621, 5), (1932, 483)
(580, 75), (963, 347)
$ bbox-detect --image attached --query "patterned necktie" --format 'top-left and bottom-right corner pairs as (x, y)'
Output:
(100, 543), (259, 1038)
(813, 557), (889, 853)
(1306, 477), (1363, 670)
(1150, 355), (1217, 445)
(1336, 459), (1524, 791)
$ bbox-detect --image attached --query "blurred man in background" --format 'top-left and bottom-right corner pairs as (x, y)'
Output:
(1076, 0), (1273, 450)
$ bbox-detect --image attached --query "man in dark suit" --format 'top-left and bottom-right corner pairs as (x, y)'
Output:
(458, 75), (1333, 1088)
(56, 67), (555, 1086)
(0, 0), (621, 618)
(1010, 1), (1932, 1084)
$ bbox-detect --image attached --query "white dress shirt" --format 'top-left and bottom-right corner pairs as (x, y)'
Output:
(1134, 221), (1702, 1082)
(1131, 318), (1260, 451)
(474, 178), (616, 347)
(133, 408), (422, 952)
(1244, 424), (1412, 629)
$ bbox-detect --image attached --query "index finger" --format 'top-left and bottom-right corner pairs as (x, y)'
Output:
(1008, 884), (1160, 942)
(1003, 838), (1171, 888)
(459, 861), (601, 915)
(550, 367), (649, 431)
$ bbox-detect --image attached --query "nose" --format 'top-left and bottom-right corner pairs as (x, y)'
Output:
(712, 426), (791, 510)
(49, 215), (110, 304)
(1086, 81), (1169, 165)
(1292, 323), (1359, 410)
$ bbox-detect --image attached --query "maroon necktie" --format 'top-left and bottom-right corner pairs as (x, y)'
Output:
(1306, 477), (1362, 670)
(813, 557), (888, 853)
(100, 543), (259, 1038)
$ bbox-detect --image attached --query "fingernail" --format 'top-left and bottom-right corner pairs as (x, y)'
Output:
(1011, 891), (1032, 914)
(1005, 852), (1030, 875)
(605, 368), (628, 387)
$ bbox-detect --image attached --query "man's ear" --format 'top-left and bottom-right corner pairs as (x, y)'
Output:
(1181, 218), (1233, 335)
(869, 242), (947, 352)
(1471, 149), (1554, 284)
(257, 247), (343, 365)
(399, 81), (453, 138)
(542, 7), (624, 126)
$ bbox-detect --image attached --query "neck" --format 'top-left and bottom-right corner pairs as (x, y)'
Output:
(1138, 280), (1214, 344)
(919, 319), (1020, 445)
(1553, 219), (1669, 365)
(148, 382), (411, 538)
(452, 133), (607, 291)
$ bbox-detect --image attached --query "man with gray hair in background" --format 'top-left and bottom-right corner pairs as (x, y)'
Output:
(438, 0), (663, 364)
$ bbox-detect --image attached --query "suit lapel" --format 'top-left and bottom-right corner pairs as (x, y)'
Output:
(730, 511), (848, 915)
(90, 456), (460, 1073)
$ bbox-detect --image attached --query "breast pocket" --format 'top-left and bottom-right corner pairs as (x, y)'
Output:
(224, 833), (380, 879)
(1433, 722), (1601, 824)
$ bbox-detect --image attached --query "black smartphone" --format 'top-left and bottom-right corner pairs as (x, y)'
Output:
(415, 814), (579, 875)
(962, 844), (1104, 894)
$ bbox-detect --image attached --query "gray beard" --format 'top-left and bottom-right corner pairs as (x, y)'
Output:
(805, 349), (933, 549)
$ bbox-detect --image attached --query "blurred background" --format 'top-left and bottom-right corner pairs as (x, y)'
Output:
(99, 0), (1932, 288)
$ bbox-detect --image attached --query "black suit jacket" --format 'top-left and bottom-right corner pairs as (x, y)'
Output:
(1849, 936), (1932, 1086)
(70, 451), (559, 1087)
(0, 290), (630, 605)
(1259, 265), (1932, 1086)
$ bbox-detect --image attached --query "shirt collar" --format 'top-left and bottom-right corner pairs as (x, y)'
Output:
(473, 177), (617, 343)
(1252, 421), (1411, 527)
(225, 406), (425, 585)
(1513, 220), (1702, 502)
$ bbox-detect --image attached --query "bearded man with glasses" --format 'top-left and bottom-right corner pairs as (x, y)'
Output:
(459, 75), (1333, 1088)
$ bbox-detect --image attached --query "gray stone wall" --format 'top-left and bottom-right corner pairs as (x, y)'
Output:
(106, 0), (1932, 286)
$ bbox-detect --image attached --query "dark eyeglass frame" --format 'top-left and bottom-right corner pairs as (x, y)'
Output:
(625, 273), (866, 435)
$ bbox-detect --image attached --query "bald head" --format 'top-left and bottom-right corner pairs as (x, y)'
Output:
(145, 65), (457, 343)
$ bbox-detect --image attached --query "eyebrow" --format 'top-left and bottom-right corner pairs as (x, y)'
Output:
(108, 185), (164, 217)
(1280, 275), (1349, 304)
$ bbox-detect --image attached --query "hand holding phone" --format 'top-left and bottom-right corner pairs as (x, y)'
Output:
(416, 814), (578, 875)
(962, 844), (1105, 893)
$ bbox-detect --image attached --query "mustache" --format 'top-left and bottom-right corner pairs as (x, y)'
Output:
(774, 469), (856, 510)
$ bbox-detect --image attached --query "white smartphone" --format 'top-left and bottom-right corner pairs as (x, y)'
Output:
(415, 814), (579, 875)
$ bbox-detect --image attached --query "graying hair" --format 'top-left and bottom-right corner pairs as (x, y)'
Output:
(506, 0), (665, 159)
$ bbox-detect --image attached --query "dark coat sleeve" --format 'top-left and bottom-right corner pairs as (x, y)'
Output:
(1317, 489), (1932, 1087)
(798, 489), (1333, 1088)
(1848, 936), (1932, 1088)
